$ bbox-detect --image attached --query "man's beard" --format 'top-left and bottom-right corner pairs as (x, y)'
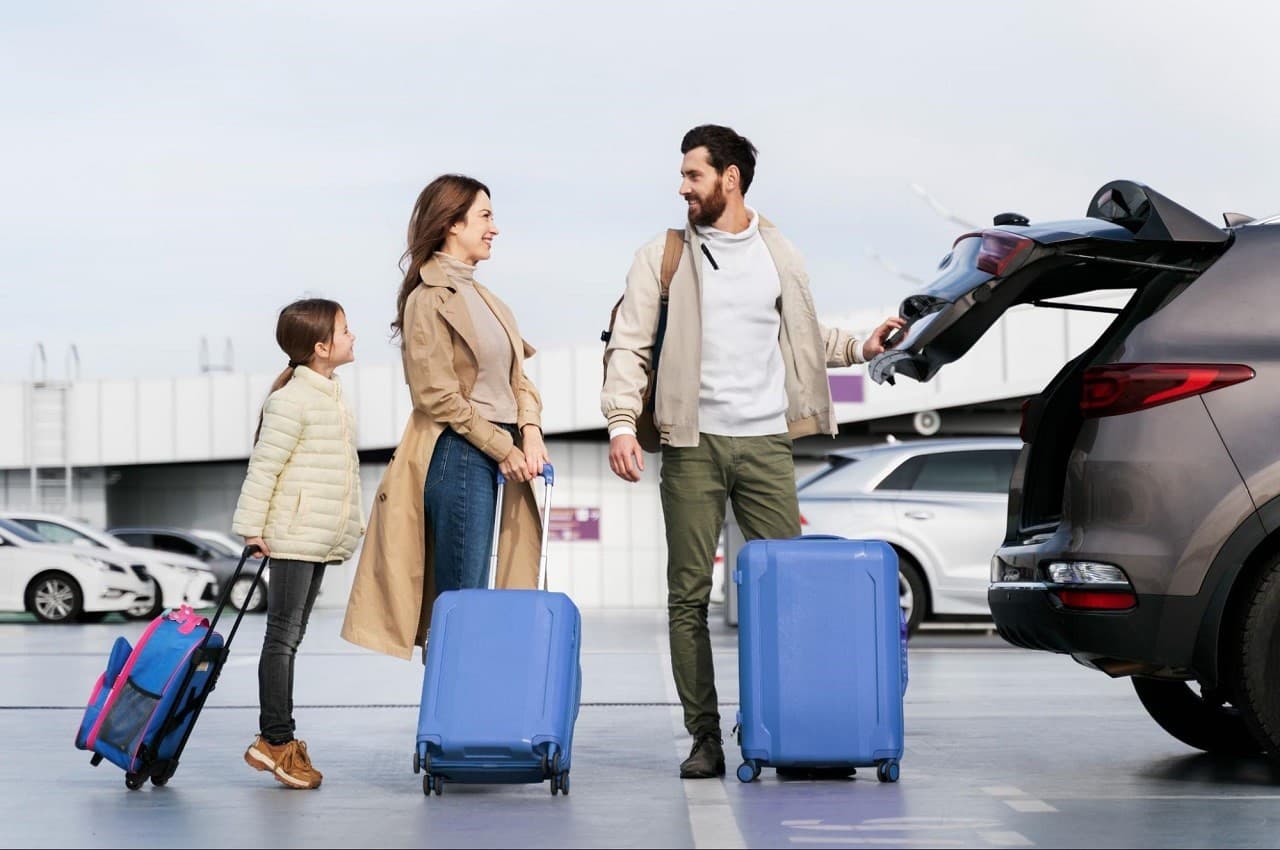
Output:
(686, 179), (727, 227)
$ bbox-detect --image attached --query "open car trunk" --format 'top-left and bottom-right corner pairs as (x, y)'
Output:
(868, 181), (1232, 538)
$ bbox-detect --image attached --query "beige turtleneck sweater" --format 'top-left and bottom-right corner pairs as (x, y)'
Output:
(435, 252), (518, 425)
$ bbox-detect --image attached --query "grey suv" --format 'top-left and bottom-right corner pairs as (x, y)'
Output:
(871, 180), (1280, 760)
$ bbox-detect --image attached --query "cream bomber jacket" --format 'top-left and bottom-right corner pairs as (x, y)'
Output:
(601, 216), (868, 448)
(232, 366), (365, 563)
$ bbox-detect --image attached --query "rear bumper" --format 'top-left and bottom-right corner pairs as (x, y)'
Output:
(988, 583), (1205, 676)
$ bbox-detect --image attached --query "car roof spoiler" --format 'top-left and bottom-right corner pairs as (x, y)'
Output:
(1087, 180), (1228, 244)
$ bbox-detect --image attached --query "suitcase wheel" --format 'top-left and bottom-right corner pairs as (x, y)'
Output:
(423, 774), (443, 797)
(550, 768), (570, 798)
(736, 761), (761, 783)
(875, 760), (900, 783)
(124, 772), (145, 791)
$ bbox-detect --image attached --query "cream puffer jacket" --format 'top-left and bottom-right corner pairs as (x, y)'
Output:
(232, 366), (365, 563)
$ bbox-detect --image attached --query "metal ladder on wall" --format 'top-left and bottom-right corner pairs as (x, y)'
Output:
(25, 344), (78, 514)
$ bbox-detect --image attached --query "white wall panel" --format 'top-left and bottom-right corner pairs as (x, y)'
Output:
(210, 373), (251, 459)
(174, 376), (213, 460)
(351, 363), (398, 449)
(98, 380), (138, 464)
(534, 348), (574, 434)
(135, 379), (175, 463)
(572, 347), (604, 432)
(67, 382), (100, 467)
(0, 384), (26, 468)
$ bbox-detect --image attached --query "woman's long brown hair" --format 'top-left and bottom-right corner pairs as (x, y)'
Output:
(392, 174), (491, 340)
(254, 298), (343, 443)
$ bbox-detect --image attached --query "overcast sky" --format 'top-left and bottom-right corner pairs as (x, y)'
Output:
(2, 1), (1276, 382)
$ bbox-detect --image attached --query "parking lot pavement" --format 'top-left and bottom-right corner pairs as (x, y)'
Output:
(4, 607), (1280, 849)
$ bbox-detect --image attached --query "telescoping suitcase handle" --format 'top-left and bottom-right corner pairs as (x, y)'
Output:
(490, 463), (555, 591)
(202, 546), (270, 652)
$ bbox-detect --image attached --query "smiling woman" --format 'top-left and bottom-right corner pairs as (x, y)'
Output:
(341, 174), (550, 661)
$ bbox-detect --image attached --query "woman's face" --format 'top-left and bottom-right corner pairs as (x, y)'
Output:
(447, 191), (499, 265)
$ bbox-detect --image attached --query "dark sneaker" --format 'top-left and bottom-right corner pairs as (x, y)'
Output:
(273, 739), (323, 790)
(680, 733), (725, 779)
(244, 735), (290, 774)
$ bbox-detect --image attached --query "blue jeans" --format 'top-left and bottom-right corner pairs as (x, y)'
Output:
(424, 425), (516, 593)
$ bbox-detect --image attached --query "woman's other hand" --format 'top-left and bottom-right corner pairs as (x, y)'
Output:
(521, 425), (550, 480)
(499, 445), (531, 483)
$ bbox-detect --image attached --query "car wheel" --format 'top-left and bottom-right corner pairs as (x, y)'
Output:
(898, 556), (926, 635)
(126, 579), (163, 621)
(229, 575), (267, 613)
(28, 572), (84, 624)
(1132, 676), (1259, 755)
(1229, 556), (1280, 760)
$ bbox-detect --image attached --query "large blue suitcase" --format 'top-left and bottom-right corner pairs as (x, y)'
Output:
(734, 536), (906, 783)
(75, 548), (268, 790)
(414, 465), (582, 797)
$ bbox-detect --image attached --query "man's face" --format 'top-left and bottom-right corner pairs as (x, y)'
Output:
(679, 147), (727, 227)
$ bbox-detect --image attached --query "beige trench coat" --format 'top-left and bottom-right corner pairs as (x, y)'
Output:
(340, 257), (545, 660)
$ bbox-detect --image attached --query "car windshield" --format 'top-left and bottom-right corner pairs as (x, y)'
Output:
(0, 518), (48, 543)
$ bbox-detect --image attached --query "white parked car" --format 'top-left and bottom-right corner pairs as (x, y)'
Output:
(0, 518), (152, 623)
(2, 512), (218, 620)
(793, 436), (1022, 633)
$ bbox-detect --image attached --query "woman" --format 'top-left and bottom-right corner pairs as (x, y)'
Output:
(341, 175), (550, 660)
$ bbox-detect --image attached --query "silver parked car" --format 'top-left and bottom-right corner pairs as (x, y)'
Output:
(108, 527), (267, 613)
(795, 437), (1021, 633)
(870, 179), (1280, 760)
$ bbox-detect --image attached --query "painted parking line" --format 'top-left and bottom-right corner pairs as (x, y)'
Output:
(659, 633), (746, 850)
(1004, 800), (1058, 813)
(784, 818), (1034, 847)
(788, 838), (966, 846)
(982, 785), (1058, 813)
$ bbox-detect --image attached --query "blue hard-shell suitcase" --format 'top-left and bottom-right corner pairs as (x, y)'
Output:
(414, 465), (582, 797)
(734, 536), (906, 783)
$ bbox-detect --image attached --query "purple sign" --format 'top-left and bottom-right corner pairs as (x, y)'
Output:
(828, 374), (864, 403)
(549, 507), (601, 542)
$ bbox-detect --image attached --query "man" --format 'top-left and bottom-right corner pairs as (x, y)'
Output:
(601, 124), (904, 778)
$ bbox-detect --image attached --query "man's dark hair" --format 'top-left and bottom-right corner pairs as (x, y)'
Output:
(681, 125), (759, 195)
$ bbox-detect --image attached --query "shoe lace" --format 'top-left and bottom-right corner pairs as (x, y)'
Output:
(291, 740), (314, 770)
(690, 733), (722, 756)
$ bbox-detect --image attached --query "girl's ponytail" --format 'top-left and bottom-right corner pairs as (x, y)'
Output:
(251, 299), (343, 445)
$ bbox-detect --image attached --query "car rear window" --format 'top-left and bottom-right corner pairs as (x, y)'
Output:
(796, 456), (861, 497)
(877, 450), (1016, 494)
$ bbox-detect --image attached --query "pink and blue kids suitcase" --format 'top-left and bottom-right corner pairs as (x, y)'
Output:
(414, 464), (582, 797)
(734, 536), (907, 783)
(75, 548), (268, 789)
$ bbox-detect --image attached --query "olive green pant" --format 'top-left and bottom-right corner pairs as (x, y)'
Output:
(660, 433), (801, 737)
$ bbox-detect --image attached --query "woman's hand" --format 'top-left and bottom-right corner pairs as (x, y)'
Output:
(499, 445), (531, 483)
(244, 536), (271, 558)
(521, 425), (550, 480)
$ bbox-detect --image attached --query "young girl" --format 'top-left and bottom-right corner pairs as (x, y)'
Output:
(231, 298), (364, 790)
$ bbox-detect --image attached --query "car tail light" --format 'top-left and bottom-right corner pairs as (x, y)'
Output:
(975, 230), (1036, 276)
(1053, 589), (1137, 611)
(1081, 363), (1254, 418)
(799, 513), (809, 526)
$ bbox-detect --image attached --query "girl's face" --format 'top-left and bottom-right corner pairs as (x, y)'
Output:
(316, 310), (355, 370)
(446, 191), (498, 265)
